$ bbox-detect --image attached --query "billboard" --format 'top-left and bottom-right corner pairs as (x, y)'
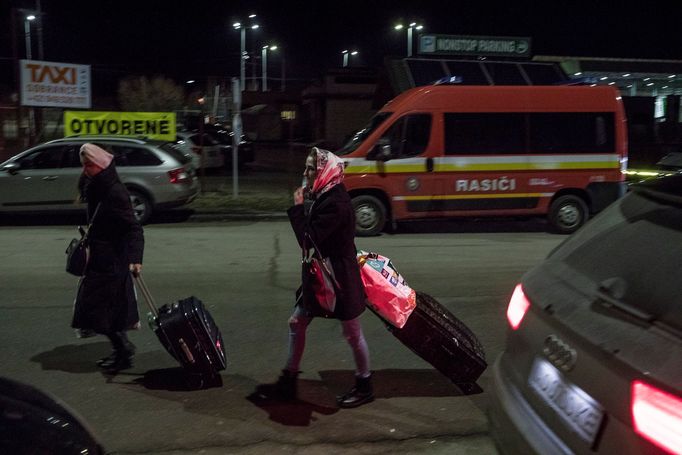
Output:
(64, 111), (176, 142)
(419, 35), (531, 58)
(20, 59), (91, 108)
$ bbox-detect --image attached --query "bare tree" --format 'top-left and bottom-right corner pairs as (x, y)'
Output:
(118, 76), (184, 111)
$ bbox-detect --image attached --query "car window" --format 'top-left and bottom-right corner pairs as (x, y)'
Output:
(381, 114), (431, 158)
(17, 146), (65, 169)
(110, 145), (162, 166)
(549, 178), (682, 331)
(161, 143), (191, 165)
(61, 145), (82, 168)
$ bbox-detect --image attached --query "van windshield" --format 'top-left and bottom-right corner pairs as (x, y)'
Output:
(336, 112), (392, 155)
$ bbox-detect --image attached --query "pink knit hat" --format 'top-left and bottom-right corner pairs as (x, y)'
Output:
(80, 143), (113, 169)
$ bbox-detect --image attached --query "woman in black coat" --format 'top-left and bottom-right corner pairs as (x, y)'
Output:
(72, 143), (144, 372)
(267, 147), (372, 408)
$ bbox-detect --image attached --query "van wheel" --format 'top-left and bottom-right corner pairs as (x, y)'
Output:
(548, 195), (588, 234)
(128, 190), (152, 225)
(352, 195), (386, 237)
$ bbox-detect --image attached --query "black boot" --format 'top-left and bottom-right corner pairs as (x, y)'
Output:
(256, 369), (299, 400)
(337, 374), (374, 408)
(100, 332), (135, 371)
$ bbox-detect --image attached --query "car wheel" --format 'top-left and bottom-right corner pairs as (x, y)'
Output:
(128, 190), (152, 225)
(352, 195), (386, 237)
(548, 194), (588, 234)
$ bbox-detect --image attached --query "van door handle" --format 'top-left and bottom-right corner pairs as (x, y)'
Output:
(42, 175), (58, 181)
(426, 157), (434, 172)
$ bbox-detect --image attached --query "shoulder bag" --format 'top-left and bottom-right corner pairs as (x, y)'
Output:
(65, 203), (101, 276)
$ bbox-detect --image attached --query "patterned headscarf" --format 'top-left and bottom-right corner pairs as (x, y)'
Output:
(311, 147), (344, 196)
(80, 143), (113, 169)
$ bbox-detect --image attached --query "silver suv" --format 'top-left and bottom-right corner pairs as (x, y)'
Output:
(0, 136), (199, 224)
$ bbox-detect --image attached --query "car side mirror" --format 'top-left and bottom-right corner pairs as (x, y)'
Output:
(1, 162), (20, 175)
(367, 139), (392, 162)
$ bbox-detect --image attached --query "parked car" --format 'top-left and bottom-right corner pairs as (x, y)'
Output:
(204, 126), (255, 170)
(0, 376), (105, 454)
(175, 131), (224, 169)
(0, 136), (199, 224)
(488, 174), (682, 454)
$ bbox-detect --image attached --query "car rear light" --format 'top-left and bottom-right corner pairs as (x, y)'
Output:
(168, 168), (189, 184)
(506, 284), (530, 330)
(632, 381), (682, 455)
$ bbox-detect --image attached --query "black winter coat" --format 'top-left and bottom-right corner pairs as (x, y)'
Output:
(287, 183), (366, 320)
(72, 164), (144, 334)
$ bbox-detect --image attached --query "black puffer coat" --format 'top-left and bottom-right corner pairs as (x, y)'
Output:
(72, 164), (144, 334)
(287, 183), (366, 320)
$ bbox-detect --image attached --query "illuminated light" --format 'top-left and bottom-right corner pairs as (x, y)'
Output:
(351, 51), (358, 55)
(627, 85), (633, 88)
(632, 381), (682, 455)
(647, 83), (654, 87)
(168, 168), (189, 184)
(186, 80), (195, 84)
(574, 72), (582, 76)
(663, 86), (669, 89)
(409, 22), (417, 27)
(590, 84), (597, 87)
(232, 22), (241, 28)
(622, 73), (631, 77)
(394, 24), (404, 30)
(416, 25), (424, 30)
(251, 24), (259, 30)
(600, 76), (608, 81)
(26, 15), (36, 20)
(248, 14), (257, 18)
(506, 284), (530, 330)
(669, 74), (676, 78)
(608, 82), (615, 85)
(644, 77), (651, 81)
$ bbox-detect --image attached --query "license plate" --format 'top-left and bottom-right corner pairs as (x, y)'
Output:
(528, 358), (604, 446)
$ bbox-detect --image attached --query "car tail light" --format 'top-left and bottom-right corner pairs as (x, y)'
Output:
(632, 381), (682, 455)
(506, 284), (530, 330)
(168, 168), (189, 184)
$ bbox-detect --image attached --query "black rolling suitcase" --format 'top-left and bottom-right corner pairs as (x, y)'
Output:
(383, 291), (487, 390)
(134, 274), (226, 386)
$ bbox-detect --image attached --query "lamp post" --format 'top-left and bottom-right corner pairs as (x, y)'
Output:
(233, 14), (259, 92)
(342, 49), (358, 67)
(24, 14), (36, 60)
(395, 22), (423, 57)
(261, 44), (277, 92)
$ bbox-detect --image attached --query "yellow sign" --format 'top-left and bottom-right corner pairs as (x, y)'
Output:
(64, 111), (176, 141)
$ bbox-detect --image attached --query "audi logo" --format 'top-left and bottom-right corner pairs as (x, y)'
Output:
(543, 335), (577, 372)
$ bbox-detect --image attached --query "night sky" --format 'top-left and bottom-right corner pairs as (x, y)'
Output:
(2, 0), (682, 86)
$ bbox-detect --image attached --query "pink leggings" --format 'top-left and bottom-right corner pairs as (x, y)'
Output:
(285, 305), (370, 377)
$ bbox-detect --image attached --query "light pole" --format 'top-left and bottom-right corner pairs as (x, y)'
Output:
(24, 14), (36, 60)
(342, 49), (358, 67)
(261, 45), (277, 92)
(395, 22), (423, 57)
(233, 14), (259, 92)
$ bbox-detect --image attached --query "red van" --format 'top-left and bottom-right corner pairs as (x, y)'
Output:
(337, 85), (628, 235)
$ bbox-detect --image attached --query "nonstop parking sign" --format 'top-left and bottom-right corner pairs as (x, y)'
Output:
(419, 34), (531, 58)
(64, 111), (176, 141)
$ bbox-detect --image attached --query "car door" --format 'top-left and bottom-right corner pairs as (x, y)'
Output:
(0, 144), (81, 210)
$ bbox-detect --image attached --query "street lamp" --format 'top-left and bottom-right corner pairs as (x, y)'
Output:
(395, 22), (423, 57)
(24, 14), (36, 59)
(342, 49), (358, 67)
(261, 44), (277, 92)
(233, 14), (260, 92)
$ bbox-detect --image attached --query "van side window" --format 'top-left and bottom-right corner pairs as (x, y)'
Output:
(381, 114), (432, 158)
(444, 113), (526, 155)
(528, 113), (615, 153)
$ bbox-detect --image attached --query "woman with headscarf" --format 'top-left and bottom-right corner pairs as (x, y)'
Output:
(72, 143), (144, 372)
(265, 147), (372, 408)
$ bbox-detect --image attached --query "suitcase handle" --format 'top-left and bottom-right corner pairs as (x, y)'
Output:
(132, 273), (159, 318)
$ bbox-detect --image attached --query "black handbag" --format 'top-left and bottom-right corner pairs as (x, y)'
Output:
(65, 203), (100, 276)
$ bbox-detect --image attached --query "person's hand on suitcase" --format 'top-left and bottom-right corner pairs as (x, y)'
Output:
(129, 263), (142, 276)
